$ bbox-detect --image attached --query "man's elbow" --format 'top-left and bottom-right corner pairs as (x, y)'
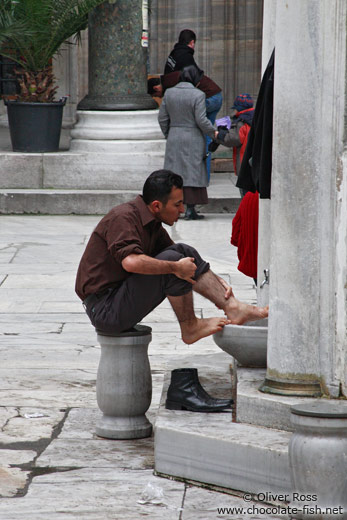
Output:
(122, 255), (139, 273)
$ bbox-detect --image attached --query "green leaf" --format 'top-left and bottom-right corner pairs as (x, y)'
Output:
(0, 0), (107, 92)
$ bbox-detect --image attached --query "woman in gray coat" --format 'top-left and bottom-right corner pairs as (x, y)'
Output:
(158, 66), (217, 220)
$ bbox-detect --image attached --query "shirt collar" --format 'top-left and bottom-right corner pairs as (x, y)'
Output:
(134, 195), (158, 226)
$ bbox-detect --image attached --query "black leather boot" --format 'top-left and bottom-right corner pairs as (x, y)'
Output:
(184, 206), (194, 220)
(190, 206), (204, 220)
(190, 368), (233, 406)
(165, 368), (233, 412)
(184, 205), (204, 220)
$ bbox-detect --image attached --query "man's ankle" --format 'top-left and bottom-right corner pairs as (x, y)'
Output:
(179, 315), (198, 325)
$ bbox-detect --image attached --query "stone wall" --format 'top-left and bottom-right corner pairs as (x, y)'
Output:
(53, 31), (89, 127)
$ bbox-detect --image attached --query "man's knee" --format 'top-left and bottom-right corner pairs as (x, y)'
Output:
(160, 243), (199, 260)
(158, 243), (210, 279)
(156, 248), (184, 262)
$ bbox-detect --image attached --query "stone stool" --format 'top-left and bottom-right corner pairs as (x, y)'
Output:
(95, 324), (152, 440)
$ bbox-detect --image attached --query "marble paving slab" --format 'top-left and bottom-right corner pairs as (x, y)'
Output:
(0, 469), (185, 519)
(0, 369), (97, 408)
(0, 322), (64, 335)
(0, 263), (79, 274)
(0, 313), (89, 323)
(0, 347), (99, 369)
(0, 408), (65, 444)
(1, 273), (76, 289)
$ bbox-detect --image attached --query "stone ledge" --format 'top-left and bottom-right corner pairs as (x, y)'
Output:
(154, 354), (292, 496)
(0, 149), (165, 190)
(236, 368), (329, 432)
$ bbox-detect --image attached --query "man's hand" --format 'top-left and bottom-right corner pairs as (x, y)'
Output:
(173, 257), (197, 284)
(122, 253), (197, 282)
(217, 276), (234, 300)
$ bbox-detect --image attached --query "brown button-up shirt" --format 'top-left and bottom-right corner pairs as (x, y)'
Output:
(75, 195), (174, 300)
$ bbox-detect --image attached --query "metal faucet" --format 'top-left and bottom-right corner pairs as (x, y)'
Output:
(260, 268), (269, 288)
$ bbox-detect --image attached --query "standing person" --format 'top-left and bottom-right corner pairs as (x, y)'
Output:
(163, 30), (223, 180)
(231, 191), (259, 285)
(164, 29), (200, 75)
(213, 94), (255, 197)
(158, 65), (217, 220)
(148, 72), (222, 179)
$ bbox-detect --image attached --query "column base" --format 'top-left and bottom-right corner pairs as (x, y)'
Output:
(259, 377), (322, 397)
(96, 414), (152, 440)
(78, 94), (157, 111)
(70, 109), (163, 142)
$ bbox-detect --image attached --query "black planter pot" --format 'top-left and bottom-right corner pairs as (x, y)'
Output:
(5, 98), (67, 152)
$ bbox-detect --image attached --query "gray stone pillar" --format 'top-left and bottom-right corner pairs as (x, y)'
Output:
(78, 0), (156, 110)
(260, 0), (347, 398)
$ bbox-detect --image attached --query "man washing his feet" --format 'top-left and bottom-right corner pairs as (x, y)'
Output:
(75, 170), (268, 411)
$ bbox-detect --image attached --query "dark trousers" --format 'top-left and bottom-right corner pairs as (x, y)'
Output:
(84, 243), (210, 334)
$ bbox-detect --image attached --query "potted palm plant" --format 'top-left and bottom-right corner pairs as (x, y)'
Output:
(0, 0), (105, 152)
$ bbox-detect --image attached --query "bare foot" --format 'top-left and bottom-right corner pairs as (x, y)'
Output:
(180, 316), (231, 345)
(225, 299), (268, 325)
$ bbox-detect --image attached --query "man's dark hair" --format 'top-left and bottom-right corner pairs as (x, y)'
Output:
(143, 170), (183, 205)
(178, 29), (196, 45)
(147, 77), (161, 96)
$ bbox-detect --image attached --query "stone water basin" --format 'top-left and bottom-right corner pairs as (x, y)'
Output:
(213, 319), (268, 368)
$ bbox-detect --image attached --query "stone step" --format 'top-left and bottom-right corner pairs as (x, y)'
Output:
(235, 368), (323, 432)
(212, 158), (234, 172)
(0, 149), (166, 190)
(0, 178), (240, 215)
(154, 353), (292, 497)
(0, 189), (138, 215)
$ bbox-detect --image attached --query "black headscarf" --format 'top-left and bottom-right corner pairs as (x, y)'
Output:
(180, 65), (203, 87)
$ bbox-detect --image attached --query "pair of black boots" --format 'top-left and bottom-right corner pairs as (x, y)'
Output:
(165, 368), (233, 412)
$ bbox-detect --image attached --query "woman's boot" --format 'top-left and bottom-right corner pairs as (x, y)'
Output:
(184, 204), (204, 220)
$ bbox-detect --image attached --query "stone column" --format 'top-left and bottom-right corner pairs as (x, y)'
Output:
(260, 0), (347, 397)
(78, 0), (156, 110)
(67, 0), (164, 190)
